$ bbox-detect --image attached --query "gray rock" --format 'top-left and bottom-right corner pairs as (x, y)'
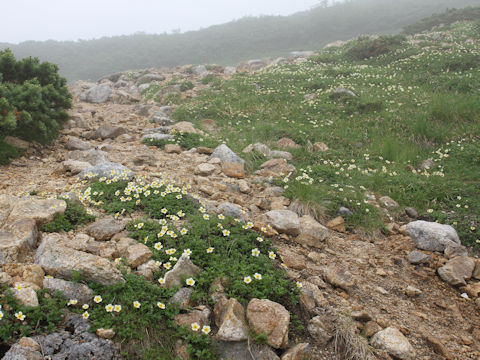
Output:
(35, 233), (124, 286)
(378, 196), (398, 209)
(86, 218), (126, 241)
(8, 198), (66, 226)
(66, 149), (108, 165)
(338, 207), (353, 217)
(437, 256), (475, 286)
(150, 111), (174, 125)
(169, 287), (194, 309)
(263, 210), (300, 236)
(43, 277), (94, 304)
(291, 51), (314, 57)
(217, 202), (244, 221)
(2, 343), (43, 360)
(65, 136), (90, 151)
(163, 254), (201, 288)
(296, 215), (329, 248)
(193, 65), (208, 76)
(307, 315), (334, 345)
(253, 143), (271, 156)
(136, 73), (165, 85)
(371, 327), (416, 360)
(133, 104), (151, 116)
(142, 133), (174, 142)
(211, 144), (245, 164)
(94, 125), (127, 140)
(406, 250), (430, 265)
(405, 207), (418, 219)
(217, 341), (280, 360)
(63, 159), (92, 174)
(333, 87), (357, 97)
(0, 219), (38, 265)
(78, 161), (133, 181)
(406, 221), (460, 252)
(85, 84), (112, 103)
(35, 313), (121, 359)
(444, 243), (468, 259)
(269, 150), (293, 161)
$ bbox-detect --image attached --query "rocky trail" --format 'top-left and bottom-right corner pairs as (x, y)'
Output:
(1, 64), (480, 360)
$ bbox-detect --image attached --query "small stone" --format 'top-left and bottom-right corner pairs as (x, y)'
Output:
(269, 150), (292, 161)
(86, 218), (126, 241)
(364, 321), (382, 337)
(280, 343), (311, 360)
(312, 142), (329, 152)
(307, 315), (334, 345)
(163, 254), (202, 288)
(425, 335), (453, 359)
(263, 210), (300, 236)
(125, 243), (152, 268)
(351, 310), (372, 322)
(405, 207), (418, 219)
(238, 180), (250, 193)
(338, 207), (353, 217)
(217, 202), (244, 221)
(222, 161), (245, 178)
(65, 136), (90, 151)
(169, 288), (194, 309)
(326, 216), (346, 233)
(197, 146), (214, 155)
(277, 138), (300, 149)
(247, 298), (290, 349)
(378, 196), (398, 209)
(405, 285), (422, 297)
(174, 305), (211, 332)
(295, 215), (329, 248)
(18, 337), (40, 351)
(211, 144), (245, 164)
(324, 267), (354, 291)
(43, 277), (93, 304)
(195, 163), (217, 176)
(407, 250), (430, 265)
(13, 286), (39, 307)
(63, 159), (92, 174)
(214, 297), (248, 342)
(201, 118), (217, 132)
(444, 243), (468, 259)
(370, 327), (416, 360)
(258, 158), (295, 178)
(437, 256), (475, 286)
(406, 220), (460, 252)
(253, 143), (271, 156)
(96, 328), (115, 339)
(164, 144), (182, 153)
(473, 259), (480, 280)
(278, 248), (306, 270)
(463, 282), (480, 298)
(171, 121), (199, 134)
(419, 158), (435, 170)
(94, 125), (126, 140)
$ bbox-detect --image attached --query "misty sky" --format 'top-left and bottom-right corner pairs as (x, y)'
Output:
(2, 0), (323, 44)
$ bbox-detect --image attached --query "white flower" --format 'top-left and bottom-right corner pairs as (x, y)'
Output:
(186, 278), (195, 286)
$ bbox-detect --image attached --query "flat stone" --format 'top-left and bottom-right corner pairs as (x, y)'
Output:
(222, 161), (245, 178)
(406, 250), (430, 265)
(43, 277), (94, 304)
(295, 215), (329, 248)
(172, 121), (199, 134)
(164, 144), (182, 153)
(258, 158), (296, 178)
(326, 216), (346, 232)
(35, 233), (124, 286)
(378, 196), (399, 209)
(142, 133), (174, 142)
(96, 328), (116, 339)
(406, 220), (460, 252)
(66, 149), (108, 165)
(371, 327), (416, 360)
(63, 159), (92, 174)
(195, 163), (216, 176)
(269, 150), (293, 161)
(324, 267), (354, 291)
(247, 298), (290, 349)
(313, 142), (329, 152)
(0, 220), (38, 265)
(125, 243), (152, 268)
(217, 202), (244, 221)
(65, 136), (90, 151)
(307, 315), (335, 345)
(263, 210), (300, 236)
(281, 343), (311, 360)
(197, 146), (214, 155)
(163, 253), (201, 288)
(437, 256), (475, 286)
(8, 198), (66, 226)
(214, 297), (248, 342)
(277, 138), (300, 149)
(444, 243), (468, 259)
(78, 161), (133, 181)
(86, 218), (126, 241)
(94, 125), (126, 140)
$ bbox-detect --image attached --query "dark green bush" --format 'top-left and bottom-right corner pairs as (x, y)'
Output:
(0, 49), (71, 144)
(345, 35), (407, 60)
(42, 199), (95, 233)
(180, 81), (195, 92)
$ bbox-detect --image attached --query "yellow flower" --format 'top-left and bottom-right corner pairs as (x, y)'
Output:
(244, 276), (252, 284)
(105, 304), (114, 312)
(202, 325), (211, 335)
(94, 295), (102, 303)
(133, 301), (141, 309)
(427, 209), (433, 213)
(157, 302), (166, 309)
(114, 305), (122, 312)
(471, 226), (476, 231)
(82, 311), (89, 319)
(206, 247), (214, 253)
(191, 322), (200, 331)
(186, 278), (195, 286)
(14, 284), (22, 290)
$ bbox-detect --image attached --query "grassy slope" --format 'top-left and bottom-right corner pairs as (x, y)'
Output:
(1, 0), (479, 82)
(171, 21), (480, 246)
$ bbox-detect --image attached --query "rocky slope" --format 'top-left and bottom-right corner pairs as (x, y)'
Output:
(0, 59), (479, 360)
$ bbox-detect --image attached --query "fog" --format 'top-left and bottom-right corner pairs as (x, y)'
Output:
(1, 0), (324, 43)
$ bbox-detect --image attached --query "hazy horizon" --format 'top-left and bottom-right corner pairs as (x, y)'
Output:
(1, 0), (325, 44)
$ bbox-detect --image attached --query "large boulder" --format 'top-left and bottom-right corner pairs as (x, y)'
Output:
(247, 299), (290, 349)
(211, 144), (245, 164)
(295, 215), (329, 247)
(85, 84), (112, 103)
(370, 327), (416, 360)
(43, 277), (94, 304)
(163, 254), (201, 288)
(214, 298), (248, 342)
(0, 219), (38, 265)
(263, 210), (300, 236)
(65, 136), (90, 151)
(437, 256), (475, 286)
(7, 198), (66, 227)
(35, 233), (124, 285)
(406, 221), (460, 252)
(86, 218), (126, 241)
(78, 162), (133, 181)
